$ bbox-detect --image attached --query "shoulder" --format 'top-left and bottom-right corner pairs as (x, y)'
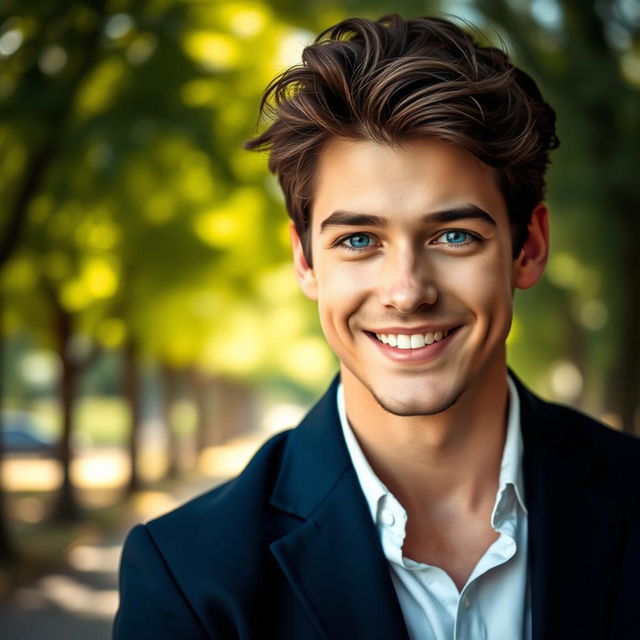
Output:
(116, 429), (301, 637)
(518, 378), (640, 487)
(536, 394), (640, 456)
(119, 428), (300, 620)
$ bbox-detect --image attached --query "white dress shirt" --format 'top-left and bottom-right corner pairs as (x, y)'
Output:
(337, 377), (531, 640)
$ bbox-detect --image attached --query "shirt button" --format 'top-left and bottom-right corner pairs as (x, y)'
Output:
(463, 596), (471, 610)
(380, 509), (395, 527)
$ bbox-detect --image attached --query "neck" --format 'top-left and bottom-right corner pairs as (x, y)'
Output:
(341, 361), (509, 516)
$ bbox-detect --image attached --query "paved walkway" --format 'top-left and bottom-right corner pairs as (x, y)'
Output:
(0, 430), (274, 639)
(0, 532), (122, 639)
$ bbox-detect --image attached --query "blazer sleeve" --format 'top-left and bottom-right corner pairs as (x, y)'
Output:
(113, 524), (209, 639)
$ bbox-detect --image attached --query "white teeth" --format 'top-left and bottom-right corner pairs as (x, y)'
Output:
(410, 334), (425, 349)
(374, 329), (453, 350)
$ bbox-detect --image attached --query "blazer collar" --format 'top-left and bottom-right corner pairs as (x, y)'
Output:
(269, 374), (410, 639)
(270, 375), (349, 518)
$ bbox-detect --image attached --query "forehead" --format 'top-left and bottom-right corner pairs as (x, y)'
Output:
(310, 137), (508, 230)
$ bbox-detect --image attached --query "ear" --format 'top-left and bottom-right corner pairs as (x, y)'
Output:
(513, 203), (549, 290)
(290, 222), (318, 300)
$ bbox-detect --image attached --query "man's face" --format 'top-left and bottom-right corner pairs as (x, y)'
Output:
(292, 137), (546, 416)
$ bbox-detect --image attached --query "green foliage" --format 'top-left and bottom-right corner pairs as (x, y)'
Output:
(2, 0), (638, 419)
(0, 0), (353, 390)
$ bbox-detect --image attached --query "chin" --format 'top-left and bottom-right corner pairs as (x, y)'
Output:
(369, 386), (464, 417)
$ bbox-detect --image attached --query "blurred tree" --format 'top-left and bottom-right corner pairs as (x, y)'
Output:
(159, 362), (180, 479)
(1, 0), (111, 532)
(0, 0), (342, 536)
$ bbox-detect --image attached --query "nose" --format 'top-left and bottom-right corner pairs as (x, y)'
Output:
(377, 248), (438, 313)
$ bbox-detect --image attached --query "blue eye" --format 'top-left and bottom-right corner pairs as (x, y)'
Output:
(345, 234), (371, 249)
(444, 230), (469, 244)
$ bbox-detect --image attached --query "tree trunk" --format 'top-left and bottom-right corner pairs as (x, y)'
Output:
(191, 369), (219, 452)
(160, 363), (180, 479)
(0, 419), (16, 562)
(215, 380), (257, 443)
(123, 341), (142, 494)
(51, 302), (81, 521)
(0, 292), (16, 560)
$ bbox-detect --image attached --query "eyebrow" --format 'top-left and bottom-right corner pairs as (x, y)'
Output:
(319, 205), (497, 232)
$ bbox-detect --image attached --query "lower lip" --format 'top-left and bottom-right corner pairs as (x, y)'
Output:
(365, 329), (458, 363)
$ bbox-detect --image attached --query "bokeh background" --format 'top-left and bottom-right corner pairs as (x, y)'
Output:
(1, 0), (639, 636)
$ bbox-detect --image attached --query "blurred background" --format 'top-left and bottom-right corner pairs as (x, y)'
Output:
(0, 0), (638, 637)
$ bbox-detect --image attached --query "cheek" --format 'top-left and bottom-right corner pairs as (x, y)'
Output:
(447, 258), (513, 324)
(315, 265), (366, 329)
(315, 265), (378, 357)
(316, 262), (372, 303)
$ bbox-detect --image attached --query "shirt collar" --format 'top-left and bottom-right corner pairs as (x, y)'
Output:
(337, 374), (527, 527)
(502, 374), (527, 514)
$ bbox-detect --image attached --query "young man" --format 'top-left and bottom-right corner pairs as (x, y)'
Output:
(114, 15), (640, 640)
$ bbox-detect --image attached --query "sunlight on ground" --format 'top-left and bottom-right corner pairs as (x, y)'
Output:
(73, 448), (128, 488)
(67, 544), (122, 573)
(30, 574), (117, 619)
(2, 460), (62, 492)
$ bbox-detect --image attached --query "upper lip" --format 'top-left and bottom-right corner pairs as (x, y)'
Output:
(366, 325), (458, 334)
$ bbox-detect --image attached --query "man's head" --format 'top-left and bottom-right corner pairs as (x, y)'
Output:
(246, 13), (558, 264)
(246, 14), (557, 416)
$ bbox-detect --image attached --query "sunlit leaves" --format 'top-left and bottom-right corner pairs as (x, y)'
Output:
(184, 31), (240, 71)
(74, 57), (127, 119)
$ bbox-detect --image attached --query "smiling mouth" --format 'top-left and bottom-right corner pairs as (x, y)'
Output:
(367, 327), (459, 350)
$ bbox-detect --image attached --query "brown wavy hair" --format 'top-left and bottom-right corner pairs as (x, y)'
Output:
(245, 14), (559, 263)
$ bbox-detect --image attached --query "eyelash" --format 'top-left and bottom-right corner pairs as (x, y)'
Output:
(335, 230), (482, 252)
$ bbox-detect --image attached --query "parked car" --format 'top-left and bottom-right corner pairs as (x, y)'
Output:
(0, 410), (58, 457)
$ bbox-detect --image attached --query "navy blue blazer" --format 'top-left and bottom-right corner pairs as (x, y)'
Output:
(114, 374), (640, 639)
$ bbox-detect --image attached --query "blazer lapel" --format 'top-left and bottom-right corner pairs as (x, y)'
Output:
(516, 376), (628, 640)
(269, 376), (410, 640)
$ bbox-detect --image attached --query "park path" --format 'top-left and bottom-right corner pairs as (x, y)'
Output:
(0, 430), (273, 639)
(0, 527), (127, 640)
